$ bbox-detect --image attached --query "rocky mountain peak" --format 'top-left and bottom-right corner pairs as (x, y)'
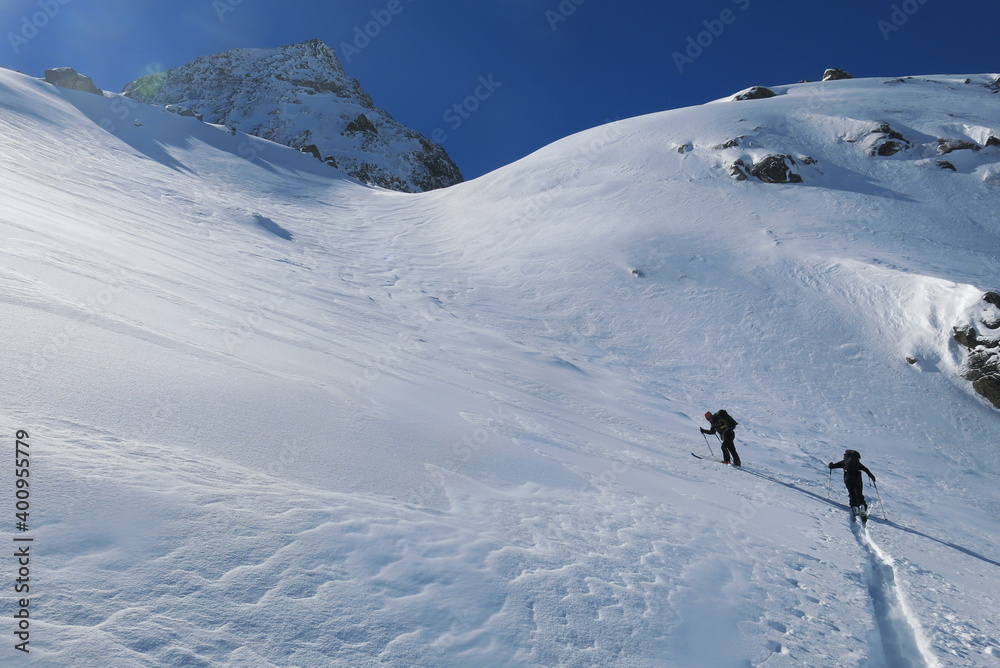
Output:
(120, 40), (462, 192)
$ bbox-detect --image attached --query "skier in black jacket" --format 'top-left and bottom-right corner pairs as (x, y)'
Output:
(829, 450), (876, 516)
(701, 410), (741, 466)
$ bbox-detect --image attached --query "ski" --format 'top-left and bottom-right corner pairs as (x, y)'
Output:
(850, 505), (869, 526)
(691, 452), (730, 465)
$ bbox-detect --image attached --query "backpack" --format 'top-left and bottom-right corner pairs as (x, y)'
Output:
(715, 410), (738, 431)
(843, 449), (861, 471)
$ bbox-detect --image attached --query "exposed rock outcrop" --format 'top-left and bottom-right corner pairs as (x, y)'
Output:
(728, 159), (749, 181)
(955, 292), (1000, 409)
(732, 86), (776, 101)
(938, 138), (981, 155)
(963, 348), (1000, 409)
(750, 154), (803, 183)
(342, 114), (379, 137)
(165, 104), (202, 121)
(822, 68), (853, 81)
(713, 137), (743, 149)
(864, 122), (912, 157)
(44, 67), (103, 96)
(121, 39), (462, 192)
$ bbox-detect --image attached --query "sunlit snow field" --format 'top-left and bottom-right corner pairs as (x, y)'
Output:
(2, 68), (1000, 666)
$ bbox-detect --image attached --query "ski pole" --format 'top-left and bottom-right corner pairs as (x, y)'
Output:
(827, 468), (832, 500)
(701, 431), (716, 458)
(873, 481), (888, 520)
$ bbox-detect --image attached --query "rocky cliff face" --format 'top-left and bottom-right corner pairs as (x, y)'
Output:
(121, 39), (462, 192)
(954, 292), (1000, 410)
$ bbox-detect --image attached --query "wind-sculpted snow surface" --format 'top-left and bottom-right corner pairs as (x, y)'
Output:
(2, 67), (1000, 665)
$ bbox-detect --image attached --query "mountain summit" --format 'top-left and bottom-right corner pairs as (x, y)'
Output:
(121, 39), (462, 192)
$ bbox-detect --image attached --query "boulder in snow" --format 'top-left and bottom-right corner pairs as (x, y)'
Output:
(964, 349), (1000, 409)
(165, 104), (203, 121)
(749, 154), (802, 183)
(732, 86), (776, 101)
(728, 159), (750, 181)
(865, 122), (911, 157)
(982, 292), (1000, 329)
(954, 324), (983, 349)
(44, 67), (103, 96)
(713, 137), (742, 149)
(937, 138), (981, 155)
(822, 68), (853, 81)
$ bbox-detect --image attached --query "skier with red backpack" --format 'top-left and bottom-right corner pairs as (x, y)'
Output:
(829, 449), (876, 522)
(700, 410), (741, 466)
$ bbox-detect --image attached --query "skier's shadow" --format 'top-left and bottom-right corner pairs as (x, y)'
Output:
(872, 519), (1000, 569)
(740, 467), (846, 511)
(742, 468), (1000, 569)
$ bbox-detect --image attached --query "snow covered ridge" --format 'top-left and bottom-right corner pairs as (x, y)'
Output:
(700, 75), (1000, 185)
(120, 38), (463, 192)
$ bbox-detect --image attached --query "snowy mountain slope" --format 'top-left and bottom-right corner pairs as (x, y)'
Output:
(121, 39), (463, 193)
(2, 66), (1000, 667)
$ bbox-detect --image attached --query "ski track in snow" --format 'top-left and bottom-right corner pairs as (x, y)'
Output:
(855, 522), (939, 668)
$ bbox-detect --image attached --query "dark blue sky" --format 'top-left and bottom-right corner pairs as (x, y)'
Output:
(3, 0), (998, 179)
